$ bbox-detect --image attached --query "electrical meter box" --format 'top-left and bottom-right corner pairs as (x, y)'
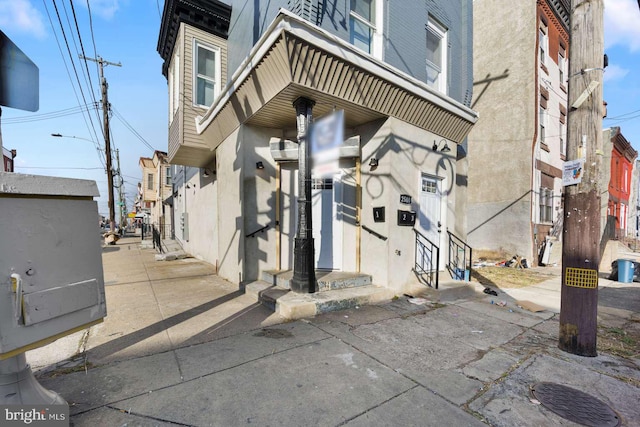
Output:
(0, 172), (106, 359)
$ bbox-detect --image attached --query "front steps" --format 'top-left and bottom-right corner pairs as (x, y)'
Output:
(246, 270), (479, 320)
(246, 270), (393, 319)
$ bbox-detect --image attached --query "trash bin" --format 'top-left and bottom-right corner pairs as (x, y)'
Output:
(617, 259), (635, 283)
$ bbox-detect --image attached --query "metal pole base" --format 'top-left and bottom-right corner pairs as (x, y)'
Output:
(0, 354), (67, 405)
(290, 238), (316, 293)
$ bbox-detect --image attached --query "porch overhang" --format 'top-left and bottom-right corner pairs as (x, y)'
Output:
(196, 9), (478, 150)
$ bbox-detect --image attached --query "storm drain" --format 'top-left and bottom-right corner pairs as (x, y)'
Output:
(531, 382), (621, 427)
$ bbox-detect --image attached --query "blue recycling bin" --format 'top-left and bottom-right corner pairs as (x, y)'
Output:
(617, 259), (635, 283)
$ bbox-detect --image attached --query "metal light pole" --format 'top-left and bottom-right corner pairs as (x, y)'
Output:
(290, 97), (317, 293)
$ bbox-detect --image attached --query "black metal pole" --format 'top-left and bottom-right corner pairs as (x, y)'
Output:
(290, 97), (316, 293)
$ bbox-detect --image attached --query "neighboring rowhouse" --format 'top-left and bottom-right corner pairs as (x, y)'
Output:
(138, 151), (172, 236)
(467, 0), (569, 264)
(601, 127), (637, 240)
(157, 0), (478, 292)
(2, 147), (16, 172)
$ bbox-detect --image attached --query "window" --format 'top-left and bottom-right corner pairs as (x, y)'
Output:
(349, 0), (383, 58)
(539, 105), (547, 144)
(194, 41), (220, 108)
(147, 173), (154, 191)
(558, 52), (566, 86)
(169, 50), (180, 122)
(539, 27), (548, 67)
(559, 122), (566, 157)
(539, 187), (553, 223)
(165, 166), (172, 186)
(426, 18), (448, 94)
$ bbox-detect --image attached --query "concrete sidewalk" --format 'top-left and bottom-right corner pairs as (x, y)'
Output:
(27, 237), (640, 426)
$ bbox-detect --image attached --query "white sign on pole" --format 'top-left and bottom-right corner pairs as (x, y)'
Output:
(311, 110), (344, 176)
(563, 159), (585, 186)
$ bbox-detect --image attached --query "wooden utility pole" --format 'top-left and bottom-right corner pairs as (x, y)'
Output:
(559, 0), (605, 356)
(80, 55), (121, 235)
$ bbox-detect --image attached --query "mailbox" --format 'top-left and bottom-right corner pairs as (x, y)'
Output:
(0, 173), (106, 359)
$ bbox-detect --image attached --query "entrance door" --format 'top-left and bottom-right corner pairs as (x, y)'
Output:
(312, 175), (342, 270)
(417, 174), (443, 270)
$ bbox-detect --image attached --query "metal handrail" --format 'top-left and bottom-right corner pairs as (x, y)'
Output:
(246, 223), (270, 238)
(447, 230), (472, 281)
(362, 224), (388, 241)
(152, 224), (164, 253)
(414, 229), (439, 289)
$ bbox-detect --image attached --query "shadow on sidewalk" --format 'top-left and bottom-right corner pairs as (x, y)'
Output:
(599, 286), (640, 312)
(88, 290), (244, 359)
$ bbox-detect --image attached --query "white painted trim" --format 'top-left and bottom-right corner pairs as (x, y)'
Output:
(192, 39), (222, 109)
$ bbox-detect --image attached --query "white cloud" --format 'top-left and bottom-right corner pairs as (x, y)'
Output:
(0, 0), (46, 39)
(84, 0), (121, 20)
(603, 64), (630, 82)
(605, 0), (640, 51)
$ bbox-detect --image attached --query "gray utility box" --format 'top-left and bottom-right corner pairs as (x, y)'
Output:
(0, 172), (106, 359)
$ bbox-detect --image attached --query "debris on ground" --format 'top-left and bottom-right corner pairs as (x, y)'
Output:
(517, 300), (545, 312)
(483, 287), (498, 296)
(407, 297), (429, 305)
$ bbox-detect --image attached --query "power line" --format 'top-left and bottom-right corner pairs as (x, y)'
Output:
(45, 0), (104, 166)
(2, 104), (97, 123)
(111, 107), (158, 152)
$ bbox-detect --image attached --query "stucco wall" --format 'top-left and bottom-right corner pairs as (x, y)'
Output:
(173, 165), (218, 264)
(359, 117), (459, 291)
(466, 0), (537, 259)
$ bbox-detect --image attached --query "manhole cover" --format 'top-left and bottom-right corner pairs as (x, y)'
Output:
(531, 382), (620, 427)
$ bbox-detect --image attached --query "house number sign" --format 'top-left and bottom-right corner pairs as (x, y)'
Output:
(399, 194), (412, 205)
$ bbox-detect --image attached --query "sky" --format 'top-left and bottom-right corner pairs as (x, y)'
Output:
(1, 0), (640, 217)
(0, 0), (168, 217)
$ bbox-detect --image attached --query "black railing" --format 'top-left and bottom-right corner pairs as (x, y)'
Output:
(246, 223), (271, 238)
(362, 224), (388, 241)
(152, 224), (163, 253)
(447, 230), (472, 281)
(414, 229), (439, 289)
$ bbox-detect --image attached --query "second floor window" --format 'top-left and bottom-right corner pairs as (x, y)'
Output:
(426, 18), (447, 94)
(194, 41), (220, 108)
(350, 0), (375, 54)
(165, 166), (172, 186)
(539, 105), (547, 144)
(147, 173), (154, 191)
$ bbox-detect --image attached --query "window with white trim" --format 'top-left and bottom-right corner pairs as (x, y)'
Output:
(558, 52), (566, 85)
(165, 166), (172, 186)
(539, 27), (548, 67)
(539, 105), (547, 144)
(147, 173), (154, 191)
(539, 187), (553, 223)
(559, 122), (566, 156)
(426, 18), (448, 94)
(349, 0), (383, 58)
(194, 41), (220, 108)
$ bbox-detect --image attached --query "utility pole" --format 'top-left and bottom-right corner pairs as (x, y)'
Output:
(81, 55), (121, 236)
(115, 148), (125, 229)
(559, 0), (605, 356)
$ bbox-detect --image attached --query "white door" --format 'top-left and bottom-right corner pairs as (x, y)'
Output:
(417, 174), (442, 270)
(312, 175), (342, 270)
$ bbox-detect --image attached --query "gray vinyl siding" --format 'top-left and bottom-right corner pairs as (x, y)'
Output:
(181, 24), (228, 150)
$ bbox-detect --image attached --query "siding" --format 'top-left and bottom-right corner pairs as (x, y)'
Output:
(181, 24), (229, 150)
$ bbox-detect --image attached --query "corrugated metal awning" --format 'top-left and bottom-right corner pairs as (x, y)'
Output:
(197, 9), (478, 150)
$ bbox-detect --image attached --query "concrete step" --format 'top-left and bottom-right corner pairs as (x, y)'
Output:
(245, 280), (394, 320)
(403, 279), (480, 303)
(262, 270), (372, 292)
